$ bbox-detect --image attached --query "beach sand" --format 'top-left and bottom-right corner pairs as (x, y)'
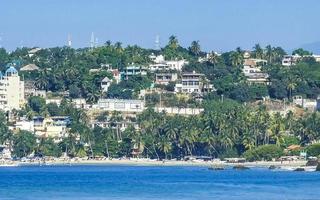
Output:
(16, 158), (307, 168)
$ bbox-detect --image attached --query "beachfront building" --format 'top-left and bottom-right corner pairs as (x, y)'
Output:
(0, 65), (25, 111)
(120, 65), (147, 80)
(174, 72), (214, 94)
(33, 116), (71, 140)
(97, 99), (145, 113)
(155, 73), (178, 85)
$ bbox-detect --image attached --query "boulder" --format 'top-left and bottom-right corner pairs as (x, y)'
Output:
(294, 168), (305, 172)
(316, 164), (320, 171)
(233, 165), (250, 170)
(306, 160), (318, 166)
(269, 165), (278, 170)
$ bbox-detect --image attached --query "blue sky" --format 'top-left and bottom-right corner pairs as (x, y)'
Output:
(0, 0), (319, 52)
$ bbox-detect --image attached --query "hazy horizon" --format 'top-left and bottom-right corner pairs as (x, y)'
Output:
(1, 0), (320, 53)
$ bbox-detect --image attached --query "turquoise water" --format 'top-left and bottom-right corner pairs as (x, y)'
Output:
(0, 165), (319, 200)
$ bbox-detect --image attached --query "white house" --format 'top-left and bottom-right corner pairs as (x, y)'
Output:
(242, 65), (269, 85)
(174, 72), (214, 94)
(101, 77), (112, 92)
(149, 54), (188, 71)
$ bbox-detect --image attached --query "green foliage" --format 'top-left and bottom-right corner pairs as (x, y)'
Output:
(47, 103), (61, 116)
(244, 145), (284, 161)
(37, 138), (62, 157)
(306, 143), (320, 157)
(69, 84), (81, 98)
(28, 96), (46, 113)
(281, 136), (300, 148)
(292, 48), (312, 56)
(13, 130), (37, 158)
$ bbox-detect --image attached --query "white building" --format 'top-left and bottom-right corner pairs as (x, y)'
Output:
(242, 65), (269, 85)
(282, 54), (320, 66)
(149, 54), (188, 71)
(155, 73), (178, 85)
(121, 65), (147, 80)
(0, 65), (25, 111)
(282, 55), (301, 66)
(174, 72), (214, 94)
(97, 99), (145, 113)
(101, 77), (112, 92)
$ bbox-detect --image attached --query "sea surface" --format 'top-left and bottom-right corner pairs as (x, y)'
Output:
(0, 165), (319, 200)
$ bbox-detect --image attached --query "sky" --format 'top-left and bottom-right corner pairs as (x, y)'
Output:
(0, 0), (320, 52)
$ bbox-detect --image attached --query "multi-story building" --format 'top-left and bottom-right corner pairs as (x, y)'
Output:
(155, 73), (178, 85)
(33, 116), (71, 140)
(149, 54), (188, 71)
(174, 72), (214, 94)
(0, 65), (25, 111)
(120, 65), (147, 80)
(282, 55), (301, 66)
(242, 65), (270, 85)
(282, 54), (320, 66)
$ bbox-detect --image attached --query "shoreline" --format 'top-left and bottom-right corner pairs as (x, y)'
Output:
(14, 159), (308, 168)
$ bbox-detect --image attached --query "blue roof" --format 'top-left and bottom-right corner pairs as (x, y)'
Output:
(5, 66), (18, 75)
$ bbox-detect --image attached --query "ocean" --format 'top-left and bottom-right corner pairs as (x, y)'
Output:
(0, 165), (319, 200)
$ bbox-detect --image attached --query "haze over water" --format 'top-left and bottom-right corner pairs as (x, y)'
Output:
(0, 165), (319, 200)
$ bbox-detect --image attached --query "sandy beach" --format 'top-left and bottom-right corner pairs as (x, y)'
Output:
(14, 158), (308, 169)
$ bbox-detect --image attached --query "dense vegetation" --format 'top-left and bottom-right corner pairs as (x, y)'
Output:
(1, 37), (320, 161)
(2, 100), (320, 160)
(1, 37), (320, 103)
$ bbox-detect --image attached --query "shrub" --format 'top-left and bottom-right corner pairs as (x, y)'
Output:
(243, 145), (284, 162)
(306, 143), (320, 157)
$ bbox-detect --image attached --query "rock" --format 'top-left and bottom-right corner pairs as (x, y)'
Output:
(208, 165), (225, 170)
(294, 168), (305, 172)
(233, 165), (250, 170)
(306, 160), (318, 166)
(269, 165), (277, 170)
(316, 164), (320, 171)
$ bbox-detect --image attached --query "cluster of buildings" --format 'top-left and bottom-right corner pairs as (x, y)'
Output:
(2, 50), (320, 149)
(242, 58), (270, 85)
(282, 54), (320, 66)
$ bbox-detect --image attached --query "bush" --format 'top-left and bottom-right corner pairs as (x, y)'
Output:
(306, 143), (320, 157)
(243, 145), (284, 162)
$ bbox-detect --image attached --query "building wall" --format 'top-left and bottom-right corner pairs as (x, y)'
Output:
(0, 73), (24, 111)
(97, 99), (145, 113)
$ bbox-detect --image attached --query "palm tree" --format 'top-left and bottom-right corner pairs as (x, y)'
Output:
(208, 51), (219, 66)
(35, 69), (50, 91)
(189, 40), (201, 56)
(230, 52), (244, 67)
(253, 44), (264, 59)
(168, 35), (179, 49)
(265, 45), (273, 63)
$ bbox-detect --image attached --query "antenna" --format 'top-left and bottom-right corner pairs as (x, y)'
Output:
(155, 35), (160, 50)
(90, 32), (95, 49)
(67, 34), (72, 47)
(95, 37), (99, 48)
